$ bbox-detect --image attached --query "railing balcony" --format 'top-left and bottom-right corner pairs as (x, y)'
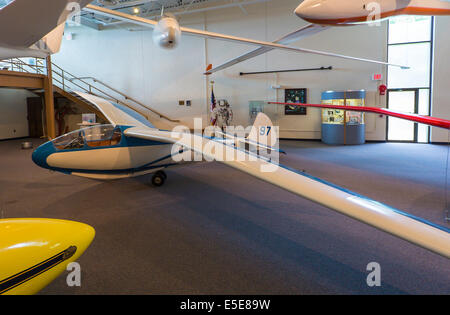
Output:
(0, 57), (179, 123)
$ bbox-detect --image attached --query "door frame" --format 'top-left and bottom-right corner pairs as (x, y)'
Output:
(386, 88), (419, 143)
(26, 96), (44, 138)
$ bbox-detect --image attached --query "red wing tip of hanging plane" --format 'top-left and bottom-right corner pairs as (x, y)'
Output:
(204, 64), (213, 75)
(269, 102), (450, 129)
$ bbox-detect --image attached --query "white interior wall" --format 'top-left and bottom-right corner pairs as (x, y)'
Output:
(52, 0), (448, 141)
(0, 88), (33, 140)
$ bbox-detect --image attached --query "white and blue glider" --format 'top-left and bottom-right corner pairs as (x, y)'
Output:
(32, 92), (450, 259)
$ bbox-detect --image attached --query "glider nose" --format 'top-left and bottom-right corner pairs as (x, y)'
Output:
(32, 141), (56, 169)
(0, 219), (95, 295)
(295, 0), (323, 20)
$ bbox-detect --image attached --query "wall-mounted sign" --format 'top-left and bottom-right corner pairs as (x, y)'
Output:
(82, 113), (96, 124)
(285, 88), (307, 115)
(372, 73), (383, 81)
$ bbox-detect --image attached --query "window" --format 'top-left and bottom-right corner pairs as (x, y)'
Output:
(387, 16), (433, 143)
(388, 16), (432, 44)
(388, 43), (431, 89)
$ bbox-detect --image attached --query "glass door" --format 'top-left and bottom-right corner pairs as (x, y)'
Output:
(387, 90), (417, 142)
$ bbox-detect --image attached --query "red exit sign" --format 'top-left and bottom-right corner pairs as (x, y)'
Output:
(372, 73), (383, 81)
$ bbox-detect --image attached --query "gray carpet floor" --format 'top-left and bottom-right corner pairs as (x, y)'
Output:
(0, 138), (449, 295)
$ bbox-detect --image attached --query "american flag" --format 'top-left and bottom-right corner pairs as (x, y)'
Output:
(210, 86), (216, 112)
(210, 86), (217, 126)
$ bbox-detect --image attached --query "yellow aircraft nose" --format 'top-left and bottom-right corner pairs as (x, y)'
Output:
(0, 218), (95, 295)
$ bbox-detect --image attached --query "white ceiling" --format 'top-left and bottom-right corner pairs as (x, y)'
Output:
(82, 0), (272, 29)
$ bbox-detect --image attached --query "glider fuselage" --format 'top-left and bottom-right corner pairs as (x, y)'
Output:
(295, 0), (450, 25)
(32, 125), (186, 180)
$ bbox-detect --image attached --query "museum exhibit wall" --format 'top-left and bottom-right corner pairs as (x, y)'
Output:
(51, 0), (448, 141)
(0, 89), (33, 139)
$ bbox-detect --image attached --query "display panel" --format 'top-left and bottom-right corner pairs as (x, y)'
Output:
(285, 89), (307, 115)
(321, 91), (365, 125)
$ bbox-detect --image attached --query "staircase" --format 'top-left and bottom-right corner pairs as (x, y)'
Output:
(0, 57), (179, 124)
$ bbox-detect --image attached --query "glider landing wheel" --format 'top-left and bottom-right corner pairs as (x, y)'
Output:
(152, 171), (167, 187)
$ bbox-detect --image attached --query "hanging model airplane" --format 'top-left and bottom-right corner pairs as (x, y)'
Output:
(0, 218), (95, 295)
(83, 2), (411, 74)
(0, 0), (92, 59)
(3, 0), (447, 64)
(295, 0), (450, 25)
(207, 0), (450, 74)
(205, 0), (450, 74)
(81, 1), (450, 74)
(31, 91), (450, 259)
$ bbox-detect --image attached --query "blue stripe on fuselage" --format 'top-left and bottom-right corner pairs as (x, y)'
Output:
(45, 153), (179, 176)
(66, 162), (178, 176)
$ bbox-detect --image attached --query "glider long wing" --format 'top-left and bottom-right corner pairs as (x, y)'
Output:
(269, 102), (450, 129)
(84, 5), (407, 69)
(205, 24), (329, 74)
(124, 126), (450, 258)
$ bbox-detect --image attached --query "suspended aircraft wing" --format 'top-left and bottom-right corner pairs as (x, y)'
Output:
(0, 0), (91, 59)
(269, 102), (450, 129)
(83, 5), (408, 69)
(123, 126), (450, 258)
(205, 24), (329, 74)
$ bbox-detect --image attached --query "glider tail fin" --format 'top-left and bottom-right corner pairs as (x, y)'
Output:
(247, 112), (279, 149)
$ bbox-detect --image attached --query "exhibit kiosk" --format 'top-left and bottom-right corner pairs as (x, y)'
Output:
(321, 90), (366, 145)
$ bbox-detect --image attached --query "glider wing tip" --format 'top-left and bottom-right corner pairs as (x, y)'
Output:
(204, 64), (213, 75)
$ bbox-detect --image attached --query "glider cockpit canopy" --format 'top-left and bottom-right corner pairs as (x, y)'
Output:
(52, 124), (122, 151)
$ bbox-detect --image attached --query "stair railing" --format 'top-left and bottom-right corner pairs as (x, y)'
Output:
(0, 58), (46, 74)
(68, 76), (179, 123)
(0, 57), (179, 123)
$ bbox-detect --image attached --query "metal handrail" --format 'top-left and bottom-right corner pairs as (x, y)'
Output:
(69, 76), (179, 122)
(69, 74), (178, 122)
(52, 71), (152, 119)
(52, 72), (146, 117)
(0, 57), (179, 123)
(50, 63), (179, 122)
(0, 58), (45, 74)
